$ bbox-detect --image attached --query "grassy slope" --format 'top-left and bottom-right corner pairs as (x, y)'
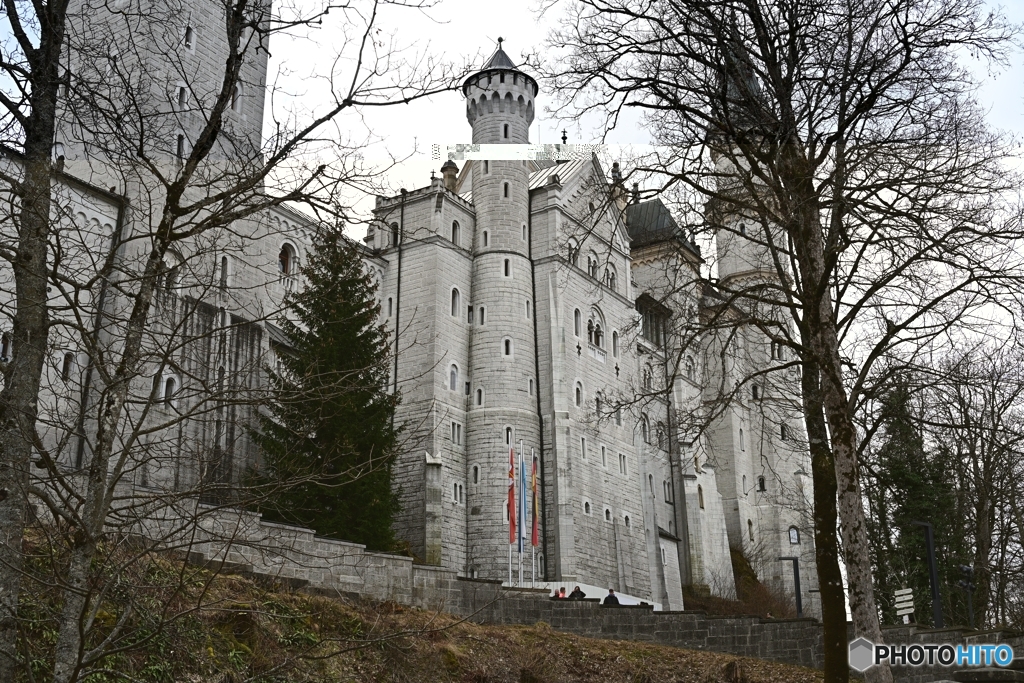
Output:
(19, 554), (823, 683)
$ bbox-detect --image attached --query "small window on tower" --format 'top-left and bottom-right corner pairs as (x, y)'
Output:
(177, 85), (187, 109)
(503, 259), (511, 277)
(483, 231), (489, 247)
(484, 161), (489, 174)
(503, 123), (509, 138)
(503, 182), (509, 198)
(176, 134), (185, 160)
(476, 388), (483, 406)
(184, 25), (195, 50)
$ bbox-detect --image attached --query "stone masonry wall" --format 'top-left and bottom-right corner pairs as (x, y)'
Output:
(169, 503), (1023, 683)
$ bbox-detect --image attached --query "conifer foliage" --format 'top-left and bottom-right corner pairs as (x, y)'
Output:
(253, 231), (399, 551)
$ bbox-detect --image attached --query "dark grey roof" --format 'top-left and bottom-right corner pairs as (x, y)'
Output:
(625, 198), (701, 256)
(625, 199), (681, 247)
(482, 46), (516, 70)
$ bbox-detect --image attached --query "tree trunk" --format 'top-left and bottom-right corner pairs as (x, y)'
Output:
(801, 356), (849, 683)
(51, 540), (95, 683)
(0, 3), (69, 677)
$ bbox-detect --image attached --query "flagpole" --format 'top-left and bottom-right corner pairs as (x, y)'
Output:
(518, 440), (524, 586)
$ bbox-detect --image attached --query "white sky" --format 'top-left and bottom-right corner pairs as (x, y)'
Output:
(265, 0), (1024, 232)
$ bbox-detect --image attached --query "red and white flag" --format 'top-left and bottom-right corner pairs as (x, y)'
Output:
(508, 445), (516, 545)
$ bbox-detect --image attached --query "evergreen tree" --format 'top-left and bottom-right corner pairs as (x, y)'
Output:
(864, 379), (965, 626)
(252, 230), (399, 551)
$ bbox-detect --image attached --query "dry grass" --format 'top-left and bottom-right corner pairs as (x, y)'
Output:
(16, 544), (822, 683)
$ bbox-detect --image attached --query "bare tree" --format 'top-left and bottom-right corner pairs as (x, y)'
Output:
(546, 1), (1023, 681)
(0, 0), (462, 679)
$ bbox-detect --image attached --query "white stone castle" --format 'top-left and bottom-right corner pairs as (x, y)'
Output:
(362, 46), (819, 612)
(0, 0), (817, 613)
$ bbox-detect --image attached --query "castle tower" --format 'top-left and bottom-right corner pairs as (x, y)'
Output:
(462, 42), (540, 579)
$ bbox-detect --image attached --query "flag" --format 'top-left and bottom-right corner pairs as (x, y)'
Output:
(508, 445), (516, 545)
(531, 453), (539, 547)
(518, 447), (527, 554)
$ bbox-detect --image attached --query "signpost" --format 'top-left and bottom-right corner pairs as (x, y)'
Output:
(895, 587), (915, 624)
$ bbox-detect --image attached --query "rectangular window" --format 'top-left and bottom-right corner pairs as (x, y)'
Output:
(450, 421), (463, 445)
(601, 445), (607, 467)
(619, 453), (627, 475)
(468, 306), (474, 324)
(580, 437), (587, 461)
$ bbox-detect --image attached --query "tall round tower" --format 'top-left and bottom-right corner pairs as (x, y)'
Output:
(462, 42), (540, 580)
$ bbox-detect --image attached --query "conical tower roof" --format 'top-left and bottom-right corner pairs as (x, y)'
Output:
(462, 39), (538, 97)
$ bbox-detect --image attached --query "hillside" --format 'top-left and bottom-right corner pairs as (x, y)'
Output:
(18, 557), (824, 683)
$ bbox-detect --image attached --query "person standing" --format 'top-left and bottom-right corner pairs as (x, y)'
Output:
(603, 589), (620, 606)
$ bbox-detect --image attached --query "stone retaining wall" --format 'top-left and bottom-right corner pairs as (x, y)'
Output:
(164, 504), (1022, 682)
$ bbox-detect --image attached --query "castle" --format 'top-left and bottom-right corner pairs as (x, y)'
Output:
(362, 46), (819, 612)
(0, 0), (817, 613)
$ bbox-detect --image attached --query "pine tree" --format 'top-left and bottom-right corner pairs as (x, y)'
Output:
(252, 230), (399, 551)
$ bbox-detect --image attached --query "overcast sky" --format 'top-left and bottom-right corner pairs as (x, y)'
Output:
(266, 0), (1024, 231)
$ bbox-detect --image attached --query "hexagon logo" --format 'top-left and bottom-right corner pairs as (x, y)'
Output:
(849, 637), (876, 672)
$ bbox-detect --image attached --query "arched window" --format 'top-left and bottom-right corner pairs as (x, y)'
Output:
(390, 223), (399, 246)
(573, 309), (581, 337)
(574, 382), (583, 407)
(451, 221), (460, 245)
(697, 485), (704, 509)
(580, 436), (587, 460)
(476, 388), (483, 406)
(449, 364), (458, 391)
(743, 474), (747, 493)
(0, 333), (10, 360)
(605, 266), (616, 291)
(473, 465), (479, 484)
(483, 230), (489, 247)
(503, 338), (513, 356)
(748, 519), (755, 542)
(451, 288), (461, 317)
(278, 244), (296, 275)
(739, 428), (746, 451)
(640, 414), (650, 444)
(505, 427), (513, 446)
(648, 474), (654, 492)
(584, 501), (591, 515)
(503, 182), (509, 198)
(587, 312), (604, 348)
(503, 259), (511, 277)
(522, 224), (528, 241)
(529, 378), (534, 395)
(604, 508), (611, 521)
(61, 352), (75, 381)
(656, 422), (665, 450)
(163, 376), (177, 407)
(387, 297), (393, 317)
(478, 306), (486, 325)
(525, 299), (531, 319)
(219, 255), (229, 289)
(739, 223), (747, 236)
(624, 515), (631, 529)
(587, 252), (599, 278)
(757, 475), (766, 492)
(503, 123), (509, 138)
(789, 526), (801, 544)
(612, 331), (619, 357)
(567, 238), (579, 266)
(780, 424), (788, 440)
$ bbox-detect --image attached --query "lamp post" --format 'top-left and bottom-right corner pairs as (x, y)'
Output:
(779, 556), (802, 618)
(911, 521), (943, 628)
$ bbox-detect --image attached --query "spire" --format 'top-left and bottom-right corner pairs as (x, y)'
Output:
(481, 37), (517, 70)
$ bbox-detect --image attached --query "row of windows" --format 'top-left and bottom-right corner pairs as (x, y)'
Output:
(448, 222), (529, 248)
(577, 437), (631, 475)
(450, 290), (530, 322)
(567, 239), (618, 293)
(580, 500), (632, 528)
(572, 308), (619, 356)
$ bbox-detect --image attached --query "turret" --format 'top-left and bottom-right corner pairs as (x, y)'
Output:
(462, 41), (541, 580)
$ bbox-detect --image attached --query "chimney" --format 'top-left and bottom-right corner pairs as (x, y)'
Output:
(441, 160), (459, 193)
(631, 183), (640, 205)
